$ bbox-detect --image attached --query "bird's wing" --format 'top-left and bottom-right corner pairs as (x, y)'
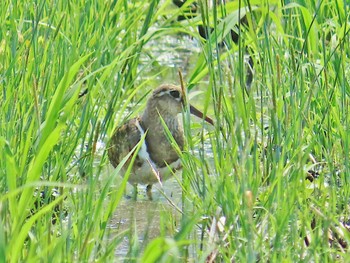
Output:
(107, 117), (142, 168)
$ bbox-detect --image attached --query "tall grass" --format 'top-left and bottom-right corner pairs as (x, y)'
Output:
(1, 0), (349, 262)
(176, 0), (350, 261)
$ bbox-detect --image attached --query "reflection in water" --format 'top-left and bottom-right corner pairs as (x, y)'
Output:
(109, 176), (183, 259)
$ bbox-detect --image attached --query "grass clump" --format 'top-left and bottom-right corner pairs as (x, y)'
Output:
(1, 0), (349, 262)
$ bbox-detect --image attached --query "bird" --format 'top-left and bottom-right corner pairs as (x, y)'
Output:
(108, 84), (214, 200)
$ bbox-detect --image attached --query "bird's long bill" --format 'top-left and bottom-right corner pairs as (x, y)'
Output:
(189, 105), (214, 126)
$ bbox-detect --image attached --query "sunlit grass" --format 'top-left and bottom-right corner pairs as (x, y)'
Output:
(1, 0), (349, 261)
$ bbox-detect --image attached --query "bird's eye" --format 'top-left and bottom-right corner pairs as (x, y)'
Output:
(170, 90), (180, 99)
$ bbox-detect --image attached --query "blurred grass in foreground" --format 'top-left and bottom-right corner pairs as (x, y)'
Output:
(1, 0), (349, 261)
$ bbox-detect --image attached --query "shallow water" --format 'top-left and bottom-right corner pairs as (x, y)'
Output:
(110, 176), (183, 259)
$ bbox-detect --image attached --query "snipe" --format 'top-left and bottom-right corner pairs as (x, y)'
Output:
(108, 84), (213, 200)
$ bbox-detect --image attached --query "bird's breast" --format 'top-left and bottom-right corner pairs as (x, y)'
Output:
(142, 119), (184, 168)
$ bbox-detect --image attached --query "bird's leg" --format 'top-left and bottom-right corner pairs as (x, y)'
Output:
(132, 184), (138, 200)
(146, 184), (153, 201)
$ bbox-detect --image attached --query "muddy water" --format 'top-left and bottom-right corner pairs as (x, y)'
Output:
(110, 176), (183, 259)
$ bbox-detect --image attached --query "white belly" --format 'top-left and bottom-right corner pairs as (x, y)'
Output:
(124, 120), (182, 185)
(125, 158), (182, 185)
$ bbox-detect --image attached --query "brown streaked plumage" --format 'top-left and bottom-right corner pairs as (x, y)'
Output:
(108, 84), (214, 199)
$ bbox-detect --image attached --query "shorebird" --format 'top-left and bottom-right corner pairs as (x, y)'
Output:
(108, 84), (214, 200)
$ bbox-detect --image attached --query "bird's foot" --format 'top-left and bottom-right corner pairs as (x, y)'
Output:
(146, 184), (153, 201)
